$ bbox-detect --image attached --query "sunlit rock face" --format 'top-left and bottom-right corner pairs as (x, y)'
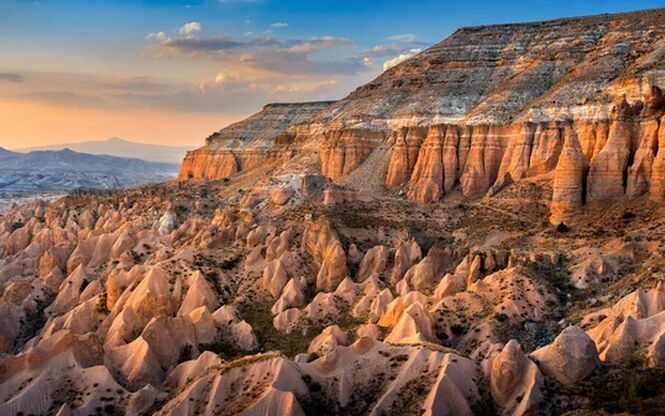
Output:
(8, 7), (665, 416)
(178, 102), (335, 181)
(180, 9), (665, 222)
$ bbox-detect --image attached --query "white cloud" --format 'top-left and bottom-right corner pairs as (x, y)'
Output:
(179, 22), (202, 35)
(146, 31), (168, 41)
(383, 48), (422, 70)
(387, 33), (417, 43)
(271, 22), (288, 29)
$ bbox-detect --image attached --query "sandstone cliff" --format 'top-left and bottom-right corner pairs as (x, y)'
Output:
(178, 101), (334, 180)
(181, 8), (665, 220)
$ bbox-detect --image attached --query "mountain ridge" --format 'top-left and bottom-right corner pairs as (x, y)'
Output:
(179, 6), (665, 225)
(0, 147), (179, 194)
(20, 137), (194, 164)
(4, 7), (665, 416)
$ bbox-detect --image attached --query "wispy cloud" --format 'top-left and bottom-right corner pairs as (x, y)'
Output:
(145, 30), (366, 76)
(161, 36), (244, 52)
(21, 91), (107, 108)
(271, 22), (288, 29)
(146, 31), (168, 41)
(387, 33), (417, 43)
(0, 72), (24, 83)
(360, 34), (429, 69)
(0, 68), (348, 115)
(361, 36), (428, 59)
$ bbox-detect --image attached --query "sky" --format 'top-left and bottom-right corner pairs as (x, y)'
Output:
(0, 0), (663, 148)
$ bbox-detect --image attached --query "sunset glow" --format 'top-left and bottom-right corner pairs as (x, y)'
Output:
(1, 0), (661, 148)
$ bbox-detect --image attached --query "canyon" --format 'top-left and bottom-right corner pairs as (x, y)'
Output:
(3, 7), (665, 416)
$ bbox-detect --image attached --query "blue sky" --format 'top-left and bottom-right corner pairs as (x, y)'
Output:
(0, 0), (662, 147)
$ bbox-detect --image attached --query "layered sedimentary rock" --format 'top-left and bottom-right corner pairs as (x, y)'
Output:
(320, 129), (385, 180)
(550, 128), (588, 224)
(178, 101), (334, 180)
(179, 8), (665, 221)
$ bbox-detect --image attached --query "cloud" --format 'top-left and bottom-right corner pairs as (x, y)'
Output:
(271, 22), (288, 29)
(0, 64), (370, 118)
(146, 31), (168, 41)
(0, 73), (23, 83)
(162, 36), (244, 52)
(179, 21), (202, 35)
(145, 31), (365, 76)
(359, 34), (429, 71)
(215, 72), (227, 84)
(361, 36), (428, 59)
(117, 75), (344, 114)
(387, 33), (416, 43)
(100, 76), (169, 92)
(21, 91), (107, 108)
(383, 48), (422, 70)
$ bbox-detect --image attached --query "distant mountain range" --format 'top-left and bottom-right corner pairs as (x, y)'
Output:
(20, 137), (194, 164)
(0, 147), (179, 194)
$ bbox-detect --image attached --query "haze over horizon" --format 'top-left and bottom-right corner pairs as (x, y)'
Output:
(0, 0), (662, 148)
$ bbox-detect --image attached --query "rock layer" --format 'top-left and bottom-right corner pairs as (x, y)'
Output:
(179, 9), (665, 222)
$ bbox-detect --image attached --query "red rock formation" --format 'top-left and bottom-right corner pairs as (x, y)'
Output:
(627, 118), (659, 197)
(407, 126), (446, 202)
(320, 129), (385, 180)
(179, 9), (665, 221)
(178, 102), (334, 180)
(385, 127), (427, 188)
(550, 128), (589, 224)
(650, 120), (665, 200)
(587, 99), (635, 202)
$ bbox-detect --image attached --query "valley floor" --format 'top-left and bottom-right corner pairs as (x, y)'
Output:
(1, 175), (665, 415)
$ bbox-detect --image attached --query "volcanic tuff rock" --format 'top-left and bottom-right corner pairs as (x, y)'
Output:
(491, 340), (543, 416)
(530, 326), (600, 386)
(8, 7), (665, 416)
(180, 8), (665, 222)
(178, 102), (335, 181)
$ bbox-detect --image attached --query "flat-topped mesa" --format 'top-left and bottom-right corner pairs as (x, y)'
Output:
(179, 7), (665, 221)
(178, 101), (335, 180)
(322, 7), (665, 218)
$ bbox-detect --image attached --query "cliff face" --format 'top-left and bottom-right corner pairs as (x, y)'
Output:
(181, 8), (665, 221)
(177, 101), (334, 180)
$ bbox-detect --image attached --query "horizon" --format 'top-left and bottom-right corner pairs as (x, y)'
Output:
(6, 136), (195, 152)
(1, 0), (662, 148)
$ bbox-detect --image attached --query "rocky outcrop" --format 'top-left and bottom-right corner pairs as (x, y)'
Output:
(585, 282), (665, 366)
(178, 9), (665, 222)
(491, 340), (543, 416)
(320, 129), (385, 180)
(530, 326), (599, 385)
(302, 220), (348, 292)
(586, 100), (636, 202)
(385, 127), (428, 188)
(550, 128), (588, 224)
(178, 102), (334, 180)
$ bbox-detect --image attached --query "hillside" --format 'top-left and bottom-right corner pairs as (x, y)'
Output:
(180, 7), (665, 225)
(0, 148), (179, 193)
(3, 8), (665, 416)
